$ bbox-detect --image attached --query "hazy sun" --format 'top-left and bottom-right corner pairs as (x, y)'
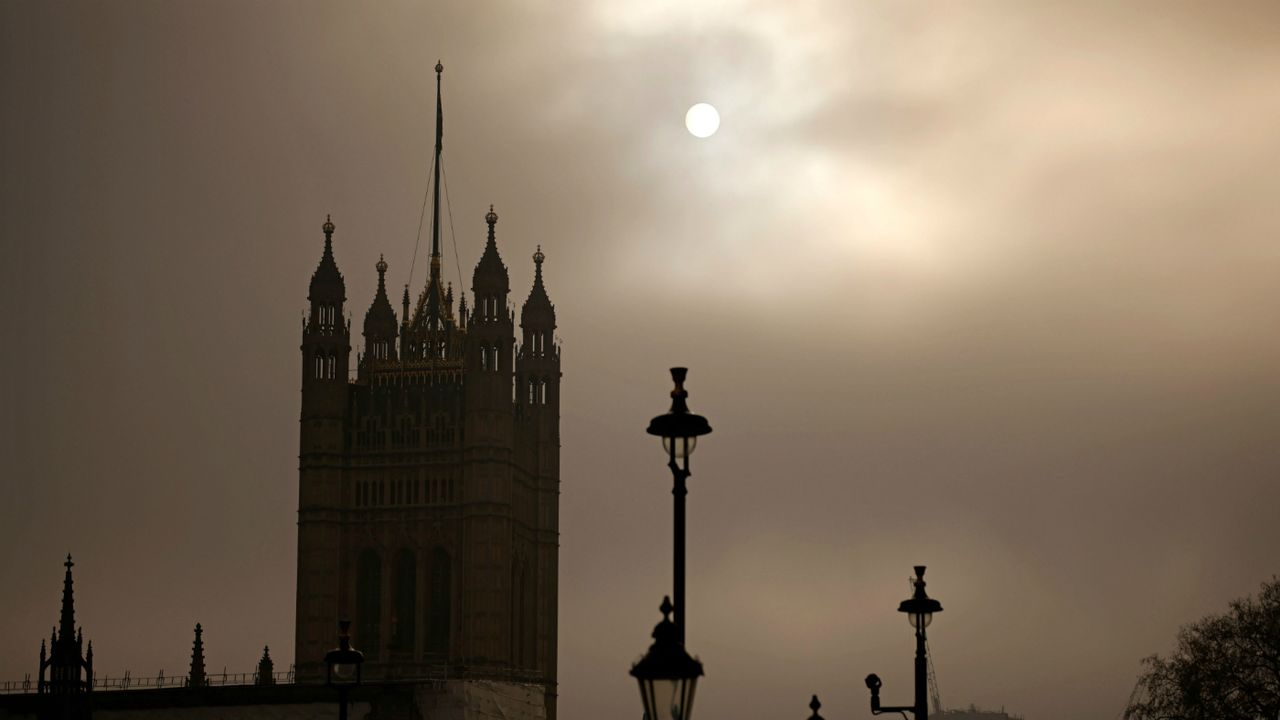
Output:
(685, 103), (720, 138)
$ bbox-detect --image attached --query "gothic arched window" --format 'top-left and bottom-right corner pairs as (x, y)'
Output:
(427, 547), (451, 656)
(393, 549), (416, 652)
(356, 549), (381, 658)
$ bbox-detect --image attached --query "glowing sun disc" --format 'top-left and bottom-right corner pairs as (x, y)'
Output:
(685, 103), (720, 138)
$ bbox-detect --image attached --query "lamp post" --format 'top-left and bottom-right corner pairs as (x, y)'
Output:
(324, 620), (363, 720)
(644, 367), (712, 643)
(631, 367), (712, 720)
(864, 566), (943, 720)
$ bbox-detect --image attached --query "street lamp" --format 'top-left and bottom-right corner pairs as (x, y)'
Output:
(324, 620), (364, 720)
(645, 367), (712, 642)
(631, 367), (712, 720)
(631, 596), (704, 720)
(865, 566), (943, 720)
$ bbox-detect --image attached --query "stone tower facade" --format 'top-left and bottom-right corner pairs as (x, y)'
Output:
(294, 64), (560, 717)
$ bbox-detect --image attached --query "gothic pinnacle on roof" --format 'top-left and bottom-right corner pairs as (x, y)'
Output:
(189, 623), (206, 689)
(310, 213), (345, 299)
(40, 554), (92, 696)
(364, 255), (398, 339)
(58, 554), (75, 643)
(256, 646), (275, 686)
(473, 204), (508, 291)
(522, 244), (555, 326)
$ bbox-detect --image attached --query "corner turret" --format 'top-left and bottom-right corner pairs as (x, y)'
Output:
(469, 206), (513, 377)
(518, 245), (559, 410)
(301, 215), (351, 416)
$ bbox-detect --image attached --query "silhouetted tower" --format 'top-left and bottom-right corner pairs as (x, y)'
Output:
(188, 624), (206, 689)
(294, 61), (560, 716)
(38, 555), (92, 720)
(514, 243), (560, 699)
(296, 214), (351, 663)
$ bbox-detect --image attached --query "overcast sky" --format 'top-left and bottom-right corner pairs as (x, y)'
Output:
(3, 2), (1280, 719)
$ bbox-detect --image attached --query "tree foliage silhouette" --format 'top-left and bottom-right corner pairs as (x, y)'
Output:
(1124, 577), (1280, 720)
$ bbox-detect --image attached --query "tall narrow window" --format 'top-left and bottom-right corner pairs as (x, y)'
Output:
(315, 355), (323, 379)
(427, 547), (451, 656)
(539, 379), (548, 405)
(528, 379), (537, 405)
(356, 550), (381, 658)
(326, 355), (336, 379)
(393, 550), (416, 651)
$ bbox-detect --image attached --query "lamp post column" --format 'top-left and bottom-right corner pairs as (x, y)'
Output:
(915, 627), (928, 720)
(671, 452), (688, 644)
(648, 367), (710, 646)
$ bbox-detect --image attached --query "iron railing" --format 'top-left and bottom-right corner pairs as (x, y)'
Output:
(0, 663), (545, 695)
(0, 667), (295, 695)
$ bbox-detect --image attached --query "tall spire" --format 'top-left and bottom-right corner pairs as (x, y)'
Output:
(59, 554), (75, 642)
(40, 555), (92, 699)
(430, 60), (445, 283)
(189, 623), (206, 689)
(411, 60), (449, 332)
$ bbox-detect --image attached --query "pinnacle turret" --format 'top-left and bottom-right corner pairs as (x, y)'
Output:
(472, 205), (510, 324)
(256, 646), (275, 686)
(189, 623), (206, 689)
(309, 214), (346, 302)
(39, 555), (92, 698)
(521, 244), (555, 328)
(363, 255), (398, 357)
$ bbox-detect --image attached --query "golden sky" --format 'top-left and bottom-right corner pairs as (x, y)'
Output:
(3, 2), (1280, 719)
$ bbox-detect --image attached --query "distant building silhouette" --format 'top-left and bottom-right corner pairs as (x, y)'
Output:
(294, 62), (561, 717)
(36, 555), (92, 720)
(939, 705), (1024, 720)
(2, 64), (560, 720)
